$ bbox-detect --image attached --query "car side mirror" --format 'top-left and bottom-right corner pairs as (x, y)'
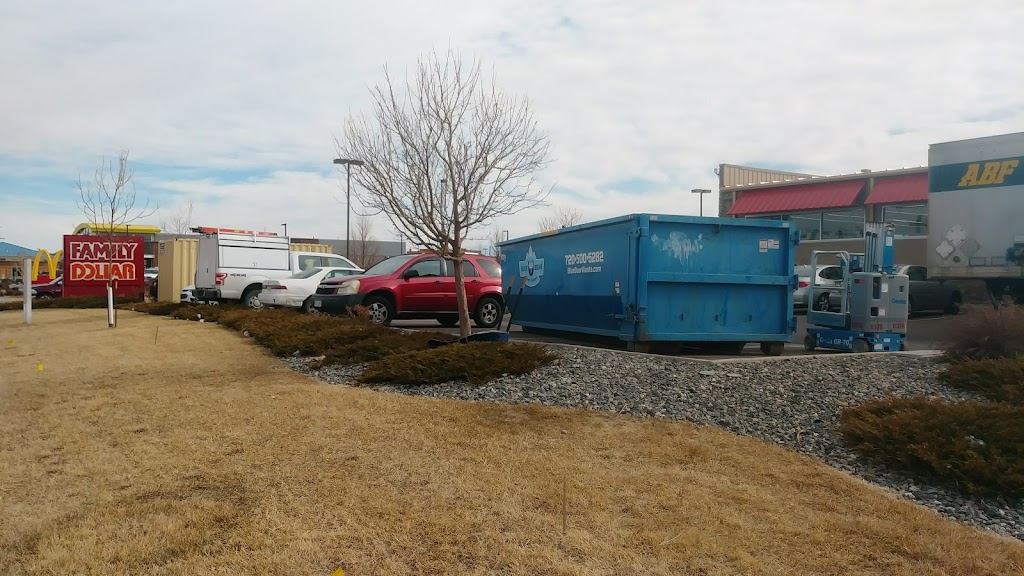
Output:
(402, 269), (420, 280)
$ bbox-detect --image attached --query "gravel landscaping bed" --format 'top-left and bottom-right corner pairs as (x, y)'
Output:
(283, 346), (1024, 542)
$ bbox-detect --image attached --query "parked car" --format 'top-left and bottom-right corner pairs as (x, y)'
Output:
(181, 284), (197, 303)
(829, 264), (961, 316)
(258, 266), (363, 312)
(311, 252), (505, 328)
(793, 264), (845, 310)
(33, 276), (63, 299)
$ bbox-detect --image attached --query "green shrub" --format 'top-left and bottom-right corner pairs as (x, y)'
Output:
(939, 357), (1024, 405)
(839, 396), (1024, 499)
(358, 342), (557, 386)
(942, 305), (1024, 362)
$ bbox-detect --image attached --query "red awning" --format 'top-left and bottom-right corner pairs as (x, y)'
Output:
(727, 180), (864, 216)
(864, 173), (928, 205)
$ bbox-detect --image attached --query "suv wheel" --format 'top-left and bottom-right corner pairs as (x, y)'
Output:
(474, 296), (503, 329)
(436, 314), (459, 327)
(365, 296), (394, 325)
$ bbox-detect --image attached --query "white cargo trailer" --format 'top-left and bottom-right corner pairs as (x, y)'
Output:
(928, 131), (1024, 302)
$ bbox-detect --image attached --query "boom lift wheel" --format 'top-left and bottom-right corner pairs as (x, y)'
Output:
(851, 339), (871, 353)
(803, 334), (817, 351)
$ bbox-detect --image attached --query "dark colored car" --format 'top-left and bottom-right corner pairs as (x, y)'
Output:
(827, 264), (961, 316)
(33, 276), (63, 299)
(311, 253), (506, 328)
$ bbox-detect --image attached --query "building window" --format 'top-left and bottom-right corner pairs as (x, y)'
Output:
(882, 204), (927, 237)
(789, 213), (821, 241)
(821, 209), (864, 240)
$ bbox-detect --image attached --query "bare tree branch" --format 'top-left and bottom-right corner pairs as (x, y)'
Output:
(538, 206), (583, 232)
(349, 215), (382, 269)
(160, 200), (195, 234)
(335, 48), (552, 336)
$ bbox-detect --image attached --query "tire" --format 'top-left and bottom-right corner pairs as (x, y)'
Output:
(813, 291), (831, 312)
(473, 296), (503, 329)
(242, 288), (263, 311)
(38, 293), (54, 300)
(907, 297), (915, 318)
(851, 339), (871, 353)
(760, 341), (784, 356)
(436, 314), (459, 327)
(803, 334), (817, 351)
(301, 297), (319, 314)
(364, 295), (394, 325)
(945, 294), (962, 315)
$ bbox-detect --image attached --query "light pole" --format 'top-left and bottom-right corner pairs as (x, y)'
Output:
(691, 189), (712, 217)
(333, 157), (365, 259)
(281, 223), (287, 237)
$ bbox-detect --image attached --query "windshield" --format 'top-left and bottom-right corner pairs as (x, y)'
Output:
(289, 268), (323, 279)
(364, 254), (417, 276)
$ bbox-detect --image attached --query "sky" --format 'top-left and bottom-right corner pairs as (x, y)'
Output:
(1, 0), (1022, 252)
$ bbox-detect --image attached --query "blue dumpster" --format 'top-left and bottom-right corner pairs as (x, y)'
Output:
(498, 213), (799, 355)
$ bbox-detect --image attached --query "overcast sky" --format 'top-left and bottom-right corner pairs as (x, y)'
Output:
(2, 0), (1022, 252)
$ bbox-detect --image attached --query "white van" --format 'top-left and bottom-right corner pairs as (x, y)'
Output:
(192, 227), (359, 309)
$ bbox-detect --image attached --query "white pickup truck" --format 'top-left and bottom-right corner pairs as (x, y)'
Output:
(192, 227), (360, 309)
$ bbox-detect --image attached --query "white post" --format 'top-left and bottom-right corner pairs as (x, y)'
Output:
(22, 258), (31, 325)
(107, 284), (114, 327)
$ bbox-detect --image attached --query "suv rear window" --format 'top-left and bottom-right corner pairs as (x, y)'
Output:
(477, 259), (501, 278)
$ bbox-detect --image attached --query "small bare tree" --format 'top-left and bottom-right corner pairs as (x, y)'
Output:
(487, 225), (506, 258)
(538, 206), (582, 232)
(76, 149), (157, 326)
(160, 200), (195, 234)
(350, 215), (381, 269)
(336, 49), (551, 336)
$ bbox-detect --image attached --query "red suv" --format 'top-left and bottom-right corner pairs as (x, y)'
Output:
(311, 253), (506, 328)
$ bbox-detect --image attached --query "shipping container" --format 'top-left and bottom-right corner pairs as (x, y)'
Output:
(498, 214), (799, 354)
(928, 132), (1024, 301)
(157, 238), (199, 303)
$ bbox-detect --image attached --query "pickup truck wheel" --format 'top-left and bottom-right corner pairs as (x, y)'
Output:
(364, 296), (394, 325)
(242, 288), (263, 311)
(474, 297), (503, 329)
(945, 294), (962, 315)
(37, 293), (53, 300)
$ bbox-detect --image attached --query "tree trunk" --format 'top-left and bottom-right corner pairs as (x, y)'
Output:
(454, 253), (472, 338)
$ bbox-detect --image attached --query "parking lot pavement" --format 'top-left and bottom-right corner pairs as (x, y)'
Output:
(396, 309), (963, 359)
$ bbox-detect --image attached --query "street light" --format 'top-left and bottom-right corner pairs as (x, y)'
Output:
(691, 188), (712, 217)
(333, 158), (365, 259)
(281, 223), (287, 237)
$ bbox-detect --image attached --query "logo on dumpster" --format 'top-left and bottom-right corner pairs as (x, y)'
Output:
(519, 246), (545, 287)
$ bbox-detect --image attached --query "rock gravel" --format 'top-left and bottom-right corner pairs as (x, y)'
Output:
(283, 345), (1023, 542)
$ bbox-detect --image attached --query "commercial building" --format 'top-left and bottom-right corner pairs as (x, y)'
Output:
(718, 164), (929, 265)
(0, 242), (38, 281)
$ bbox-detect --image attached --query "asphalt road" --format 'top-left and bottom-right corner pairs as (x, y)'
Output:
(395, 309), (963, 359)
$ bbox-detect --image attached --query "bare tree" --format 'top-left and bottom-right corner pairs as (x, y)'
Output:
(76, 149), (157, 326)
(160, 200), (195, 234)
(487, 225), (506, 258)
(350, 215), (381, 269)
(335, 49), (551, 336)
(537, 206), (582, 232)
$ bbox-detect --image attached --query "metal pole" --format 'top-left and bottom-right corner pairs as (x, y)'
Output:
(699, 196), (703, 217)
(346, 164), (351, 259)
(22, 258), (31, 325)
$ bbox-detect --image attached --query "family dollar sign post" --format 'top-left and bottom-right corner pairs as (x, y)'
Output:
(63, 234), (146, 325)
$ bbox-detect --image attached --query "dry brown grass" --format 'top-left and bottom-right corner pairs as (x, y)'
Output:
(1, 309), (1023, 575)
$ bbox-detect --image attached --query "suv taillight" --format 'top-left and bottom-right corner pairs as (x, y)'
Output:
(215, 273), (227, 286)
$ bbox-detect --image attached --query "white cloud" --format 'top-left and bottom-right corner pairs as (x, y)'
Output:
(2, 0), (1023, 251)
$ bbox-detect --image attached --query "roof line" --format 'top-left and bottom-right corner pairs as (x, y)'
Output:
(723, 165), (927, 191)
